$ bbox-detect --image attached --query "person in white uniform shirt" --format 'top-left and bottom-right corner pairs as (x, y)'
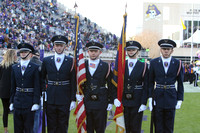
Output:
(113, 40), (149, 133)
(76, 41), (114, 133)
(41, 35), (76, 133)
(10, 43), (40, 133)
(148, 39), (184, 133)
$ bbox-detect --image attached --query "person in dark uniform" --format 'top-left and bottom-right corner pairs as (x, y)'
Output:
(148, 39), (184, 133)
(41, 35), (76, 133)
(76, 41), (113, 133)
(9, 43), (40, 133)
(0, 49), (17, 133)
(113, 41), (149, 133)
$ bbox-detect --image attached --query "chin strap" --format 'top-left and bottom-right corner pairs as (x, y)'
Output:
(129, 50), (138, 58)
(21, 52), (31, 60)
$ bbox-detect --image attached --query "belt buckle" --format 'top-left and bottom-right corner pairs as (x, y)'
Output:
(54, 81), (59, 85)
(21, 88), (24, 92)
(125, 93), (132, 99)
(163, 85), (167, 89)
(91, 94), (97, 100)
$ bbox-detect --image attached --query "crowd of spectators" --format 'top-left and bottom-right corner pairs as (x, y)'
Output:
(0, 0), (118, 52)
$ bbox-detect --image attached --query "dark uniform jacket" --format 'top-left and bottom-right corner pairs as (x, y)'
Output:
(83, 60), (113, 110)
(122, 60), (148, 107)
(149, 57), (184, 109)
(41, 55), (76, 105)
(10, 62), (40, 109)
(0, 64), (14, 98)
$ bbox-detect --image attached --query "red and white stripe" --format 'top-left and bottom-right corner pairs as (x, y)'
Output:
(77, 48), (86, 89)
(75, 100), (87, 133)
(75, 47), (87, 133)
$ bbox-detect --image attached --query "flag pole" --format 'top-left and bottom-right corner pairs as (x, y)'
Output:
(190, 3), (194, 62)
(74, 2), (78, 15)
(125, 2), (127, 13)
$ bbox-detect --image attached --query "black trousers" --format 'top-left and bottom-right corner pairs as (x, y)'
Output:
(14, 108), (35, 133)
(154, 107), (175, 133)
(184, 73), (189, 82)
(1, 98), (10, 127)
(194, 73), (198, 87)
(189, 73), (195, 84)
(124, 106), (143, 133)
(86, 108), (107, 133)
(46, 104), (70, 133)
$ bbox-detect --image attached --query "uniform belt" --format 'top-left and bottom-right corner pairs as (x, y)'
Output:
(48, 80), (70, 86)
(156, 84), (175, 89)
(16, 87), (34, 92)
(134, 85), (143, 89)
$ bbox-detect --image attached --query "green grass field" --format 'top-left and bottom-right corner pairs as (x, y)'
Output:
(1, 93), (200, 133)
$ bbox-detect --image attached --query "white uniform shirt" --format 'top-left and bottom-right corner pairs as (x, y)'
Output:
(128, 58), (137, 75)
(161, 56), (172, 74)
(88, 59), (100, 76)
(54, 53), (65, 71)
(20, 60), (30, 75)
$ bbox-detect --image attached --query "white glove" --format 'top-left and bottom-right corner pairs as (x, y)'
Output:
(175, 100), (182, 109)
(31, 104), (40, 111)
(69, 101), (76, 111)
(9, 103), (14, 111)
(114, 98), (121, 107)
(107, 104), (113, 111)
(149, 98), (153, 111)
(138, 104), (147, 113)
(76, 94), (83, 102)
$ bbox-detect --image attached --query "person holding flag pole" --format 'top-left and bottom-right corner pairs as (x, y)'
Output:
(120, 40), (148, 133)
(73, 3), (114, 133)
(75, 30), (114, 133)
(81, 40), (113, 133)
(74, 38), (114, 133)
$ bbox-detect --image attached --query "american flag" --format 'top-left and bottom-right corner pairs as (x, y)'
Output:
(89, 63), (95, 68)
(112, 13), (127, 133)
(73, 14), (87, 133)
